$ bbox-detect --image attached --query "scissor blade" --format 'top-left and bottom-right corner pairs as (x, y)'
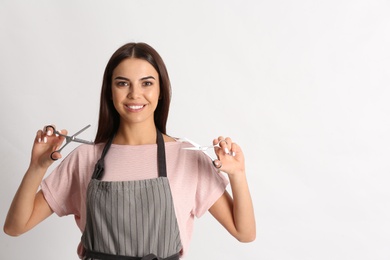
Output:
(181, 138), (215, 161)
(72, 137), (94, 145)
(182, 147), (202, 151)
(72, 124), (91, 137)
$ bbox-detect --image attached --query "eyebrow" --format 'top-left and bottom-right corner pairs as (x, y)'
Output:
(140, 76), (156, 81)
(113, 76), (156, 81)
(113, 76), (130, 81)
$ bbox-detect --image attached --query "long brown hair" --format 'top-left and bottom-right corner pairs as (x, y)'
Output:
(94, 42), (171, 143)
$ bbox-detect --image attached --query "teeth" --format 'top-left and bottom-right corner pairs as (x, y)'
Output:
(127, 105), (143, 109)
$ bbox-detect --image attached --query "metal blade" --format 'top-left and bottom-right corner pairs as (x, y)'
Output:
(72, 124), (91, 137)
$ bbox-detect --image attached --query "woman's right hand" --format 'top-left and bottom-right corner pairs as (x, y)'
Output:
(30, 125), (68, 169)
(3, 125), (64, 236)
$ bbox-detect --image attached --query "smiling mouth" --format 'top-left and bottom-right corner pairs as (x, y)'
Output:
(125, 104), (145, 111)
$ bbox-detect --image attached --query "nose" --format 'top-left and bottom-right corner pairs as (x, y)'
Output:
(127, 85), (141, 99)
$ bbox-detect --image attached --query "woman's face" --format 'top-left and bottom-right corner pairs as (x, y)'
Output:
(111, 58), (160, 127)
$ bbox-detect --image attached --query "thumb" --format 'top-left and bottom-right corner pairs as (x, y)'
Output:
(50, 151), (63, 161)
(213, 159), (222, 169)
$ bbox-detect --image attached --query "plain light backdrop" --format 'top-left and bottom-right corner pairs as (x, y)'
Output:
(1, 0), (390, 259)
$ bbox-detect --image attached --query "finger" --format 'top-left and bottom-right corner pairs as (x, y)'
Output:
(217, 136), (228, 146)
(225, 137), (232, 151)
(59, 129), (68, 136)
(36, 130), (43, 143)
(213, 159), (222, 169)
(50, 151), (62, 161)
(213, 137), (225, 156)
(217, 136), (230, 155)
(44, 124), (56, 136)
(230, 142), (237, 157)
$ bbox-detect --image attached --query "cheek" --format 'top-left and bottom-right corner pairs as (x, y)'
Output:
(148, 88), (160, 103)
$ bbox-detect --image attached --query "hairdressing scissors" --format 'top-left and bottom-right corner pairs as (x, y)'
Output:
(181, 138), (226, 168)
(45, 124), (94, 160)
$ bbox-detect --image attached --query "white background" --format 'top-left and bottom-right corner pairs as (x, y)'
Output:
(1, 0), (390, 259)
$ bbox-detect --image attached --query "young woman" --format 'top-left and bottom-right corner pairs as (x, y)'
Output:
(4, 42), (255, 259)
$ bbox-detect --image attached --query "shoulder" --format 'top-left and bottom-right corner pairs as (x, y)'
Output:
(59, 143), (104, 166)
(164, 137), (215, 171)
(71, 143), (102, 157)
(44, 143), (105, 189)
(164, 137), (196, 157)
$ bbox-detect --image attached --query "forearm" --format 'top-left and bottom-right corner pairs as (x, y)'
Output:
(228, 171), (256, 242)
(4, 165), (48, 236)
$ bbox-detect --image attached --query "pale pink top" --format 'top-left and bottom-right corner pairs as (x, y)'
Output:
(41, 140), (228, 258)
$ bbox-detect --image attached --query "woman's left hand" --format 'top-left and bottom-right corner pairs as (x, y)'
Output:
(210, 137), (256, 243)
(213, 136), (245, 175)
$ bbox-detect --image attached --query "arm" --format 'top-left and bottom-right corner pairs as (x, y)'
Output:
(208, 137), (256, 242)
(3, 126), (67, 236)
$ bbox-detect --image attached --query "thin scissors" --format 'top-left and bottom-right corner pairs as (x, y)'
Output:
(45, 124), (94, 160)
(181, 138), (225, 168)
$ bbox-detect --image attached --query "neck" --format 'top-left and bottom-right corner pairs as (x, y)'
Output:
(114, 122), (158, 145)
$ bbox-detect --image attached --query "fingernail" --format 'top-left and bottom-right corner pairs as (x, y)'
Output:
(224, 148), (230, 154)
(47, 129), (52, 136)
(232, 151), (236, 157)
(55, 130), (60, 137)
(43, 137), (47, 143)
(38, 137), (41, 143)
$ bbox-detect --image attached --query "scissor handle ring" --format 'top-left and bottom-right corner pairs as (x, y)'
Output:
(213, 160), (222, 169)
(50, 151), (59, 161)
(45, 125), (56, 133)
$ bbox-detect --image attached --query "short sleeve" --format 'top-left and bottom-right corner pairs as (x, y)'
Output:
(41, 144), (97, 218)
(192, 153), (229, 218)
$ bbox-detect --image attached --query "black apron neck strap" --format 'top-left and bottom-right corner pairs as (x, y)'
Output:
(156, 129), (167, 178)
(92, 129), (167, 180)
(91, 135), (114, 180)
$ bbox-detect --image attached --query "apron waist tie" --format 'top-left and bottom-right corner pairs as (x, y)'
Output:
(85, 250), (180, 260)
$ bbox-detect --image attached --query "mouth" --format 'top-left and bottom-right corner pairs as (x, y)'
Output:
(125, 104), (146, 111)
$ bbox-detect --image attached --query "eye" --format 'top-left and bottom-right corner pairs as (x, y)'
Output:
(142, 81), (153, 87)
(116, 81), (129, 87)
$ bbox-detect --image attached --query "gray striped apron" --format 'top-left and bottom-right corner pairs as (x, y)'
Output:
(81, 130), (182, 260)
